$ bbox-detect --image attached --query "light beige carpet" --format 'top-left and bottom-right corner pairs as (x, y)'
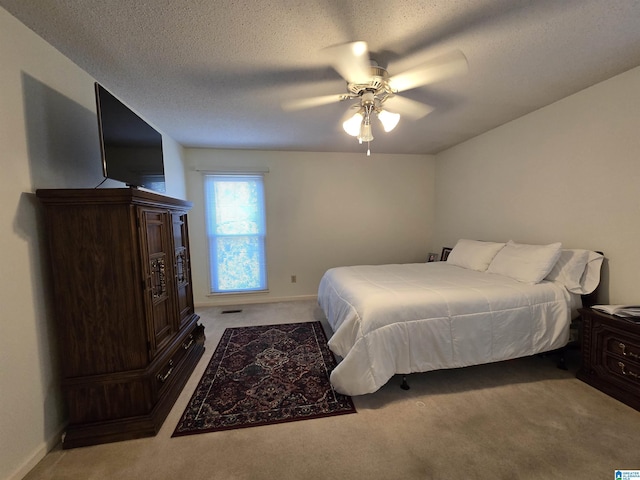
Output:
(23, 300), (640, 480)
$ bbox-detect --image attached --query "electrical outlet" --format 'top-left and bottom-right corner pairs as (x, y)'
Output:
(291, 275), (297, 283)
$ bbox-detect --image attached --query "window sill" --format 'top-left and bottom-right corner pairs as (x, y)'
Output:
(207, 289), (270, 297)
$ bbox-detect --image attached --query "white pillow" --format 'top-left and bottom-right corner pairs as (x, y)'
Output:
(545, 249), (590, 291)
(487, 240), (562, 284)
(576, 251), (604, 294)
(446, 239), (505, 272)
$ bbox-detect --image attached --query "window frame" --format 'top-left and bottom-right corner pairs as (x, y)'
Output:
(203, 173), (268, 295)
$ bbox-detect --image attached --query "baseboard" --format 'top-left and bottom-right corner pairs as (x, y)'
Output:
(195, 294), (317, 308)
(6, 424), (64, 480)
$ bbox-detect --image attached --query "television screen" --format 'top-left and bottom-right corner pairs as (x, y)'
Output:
(95, 83), (166, 192)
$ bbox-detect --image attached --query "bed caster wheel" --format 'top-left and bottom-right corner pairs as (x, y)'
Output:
(400, 376), (410, 390)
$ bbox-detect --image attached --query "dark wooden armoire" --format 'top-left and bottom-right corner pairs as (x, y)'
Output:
(36, 188), (205, 448)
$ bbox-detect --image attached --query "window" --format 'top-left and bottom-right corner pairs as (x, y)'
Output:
(203, 174), (267, 293)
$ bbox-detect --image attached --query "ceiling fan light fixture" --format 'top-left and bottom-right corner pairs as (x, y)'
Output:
(358, 122), (374, 143)
(282, 42), (468, 157)
(342, 112), (363, 136)
(378, 110), (400, 132)
(352, 41), (368, 57)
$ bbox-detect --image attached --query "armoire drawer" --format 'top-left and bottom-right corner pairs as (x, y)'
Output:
(152, 327), (201, 394)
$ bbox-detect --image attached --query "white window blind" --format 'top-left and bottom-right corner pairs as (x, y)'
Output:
(203, 174), (267, 293)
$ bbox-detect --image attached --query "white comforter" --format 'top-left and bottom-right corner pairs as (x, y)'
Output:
(318, 262), (576, 396)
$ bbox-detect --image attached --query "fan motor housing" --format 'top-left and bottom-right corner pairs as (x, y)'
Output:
(347, 65), (390, 96)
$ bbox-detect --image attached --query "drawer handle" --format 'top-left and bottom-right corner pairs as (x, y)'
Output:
(182, 336), (194, 350)
(619, 342), (640, 360)
(618, 361), (640, 380)
(157, 359), (174, 383)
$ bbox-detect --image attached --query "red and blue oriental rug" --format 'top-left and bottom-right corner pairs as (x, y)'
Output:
(172, 321), (355, 436)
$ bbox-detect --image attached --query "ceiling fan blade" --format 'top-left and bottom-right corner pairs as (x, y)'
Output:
(323, 41), (371, 84)
(281, 93), (347, 111)
(383, 95), (435, 119)
(388, 50), (468, 93)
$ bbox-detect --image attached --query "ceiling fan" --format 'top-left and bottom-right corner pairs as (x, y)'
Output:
(282, 41), (468, 154)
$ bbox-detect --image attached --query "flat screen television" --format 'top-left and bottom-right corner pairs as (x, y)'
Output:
(95, 82), (166, 192)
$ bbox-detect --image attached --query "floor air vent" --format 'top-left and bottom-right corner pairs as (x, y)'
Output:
(221, 309), (243, 314)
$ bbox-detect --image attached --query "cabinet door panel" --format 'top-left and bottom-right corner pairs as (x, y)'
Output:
(140, 208), (177, 354)
(172, 213), (195, 328)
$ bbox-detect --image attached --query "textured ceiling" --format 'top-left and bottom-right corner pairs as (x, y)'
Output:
(3, 0), (640, 155)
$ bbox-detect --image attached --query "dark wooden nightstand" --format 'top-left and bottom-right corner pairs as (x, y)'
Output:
(577, 307), (640, 411)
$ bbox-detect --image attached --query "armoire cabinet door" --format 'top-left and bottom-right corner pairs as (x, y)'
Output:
(172, 212), (195, 329)
(139, 207), (177, 355)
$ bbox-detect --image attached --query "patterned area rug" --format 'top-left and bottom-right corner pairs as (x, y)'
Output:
(172, 321), (356, 436)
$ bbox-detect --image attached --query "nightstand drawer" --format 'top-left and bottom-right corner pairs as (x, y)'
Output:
(604, 356), (640, 389)
(608, 337), (640, 360)
(577, 307), (640, 412)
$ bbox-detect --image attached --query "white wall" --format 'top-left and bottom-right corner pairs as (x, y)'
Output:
(0, 8), (188, 480)
(185, 149), (436, 306)
(432, 65), (640, 304)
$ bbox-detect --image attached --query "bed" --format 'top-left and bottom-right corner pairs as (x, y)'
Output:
(318, 240), (604, 396)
